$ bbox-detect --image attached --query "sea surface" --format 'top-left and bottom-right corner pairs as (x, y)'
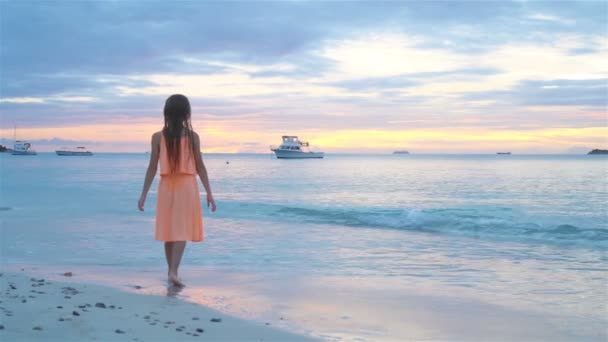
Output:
(1, 153), (607, 340)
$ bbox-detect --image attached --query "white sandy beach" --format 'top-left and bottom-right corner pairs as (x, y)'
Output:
(2, 262), (603, 342)
(0, 268), (315, 342)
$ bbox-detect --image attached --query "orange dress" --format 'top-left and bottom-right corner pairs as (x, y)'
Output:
(155, 135), (203, 242)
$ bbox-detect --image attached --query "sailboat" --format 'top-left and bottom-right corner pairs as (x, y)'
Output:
(11, 125), (37, 155)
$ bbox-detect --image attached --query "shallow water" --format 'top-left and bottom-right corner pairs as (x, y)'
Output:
(1, 153), (606, 340)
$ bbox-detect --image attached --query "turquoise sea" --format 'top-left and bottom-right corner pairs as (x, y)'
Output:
(1, 153), (606, 340)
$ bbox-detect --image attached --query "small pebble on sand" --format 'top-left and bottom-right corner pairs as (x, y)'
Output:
(196, 328), (204, 333)
(72, 311), (80, 316)
(32, 326), (43, 331)
(192, 317), (199, 320)
(210, 318), (222, 323)
(95, 302), (106, 308)
(63, 272), (73, 277)
(62, 287), (79, 295)
(115, 329), (125, 334)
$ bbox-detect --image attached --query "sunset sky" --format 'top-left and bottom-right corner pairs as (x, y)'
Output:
(0, 1), (606, 153)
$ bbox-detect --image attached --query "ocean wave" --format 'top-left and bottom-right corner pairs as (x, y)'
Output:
(219, 202), (607, 249)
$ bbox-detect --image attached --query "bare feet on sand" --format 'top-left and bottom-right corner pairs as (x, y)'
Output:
(168, 273), (185, 287)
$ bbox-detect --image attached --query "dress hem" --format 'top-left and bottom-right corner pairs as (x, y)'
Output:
(155, 238), (204, 242)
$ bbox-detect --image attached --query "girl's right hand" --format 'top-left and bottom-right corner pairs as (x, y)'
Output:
(207, 194), (217, 212)
(138, 194), (146, 211)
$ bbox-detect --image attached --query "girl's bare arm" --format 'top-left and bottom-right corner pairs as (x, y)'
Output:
(138, 132), (161, 211)
(193, 132), (216, 212)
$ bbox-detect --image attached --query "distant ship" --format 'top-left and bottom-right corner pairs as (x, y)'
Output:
(270, 136), (324, 159)
(56, 146), (93, 156)
(393, 150), (410, 154)
(497, 152), (512, 155)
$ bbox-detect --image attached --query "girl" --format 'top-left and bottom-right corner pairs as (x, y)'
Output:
(138, 94), (216, 287)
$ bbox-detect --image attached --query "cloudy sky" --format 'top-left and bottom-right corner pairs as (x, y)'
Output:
(0, 1), (606, 153)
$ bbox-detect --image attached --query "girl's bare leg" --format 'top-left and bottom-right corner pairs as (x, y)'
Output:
(169, 241), (186, 286)
(164, 242), (173, 280)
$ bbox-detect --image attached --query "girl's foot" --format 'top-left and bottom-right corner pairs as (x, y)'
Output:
(168, 273), (185, 287)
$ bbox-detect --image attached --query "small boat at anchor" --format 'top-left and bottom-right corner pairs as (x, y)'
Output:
(270, 136), (324, 159)
(11, 125), (37, 155)
(12, 141), (37, 155)
(56, 146), (93, 156)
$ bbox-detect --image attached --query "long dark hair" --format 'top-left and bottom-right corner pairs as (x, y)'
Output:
(163, 94), (196, 173)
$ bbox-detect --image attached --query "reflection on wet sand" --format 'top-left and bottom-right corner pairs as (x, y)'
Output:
(166, 284), (184, 297)
(7, 263), (604, 341)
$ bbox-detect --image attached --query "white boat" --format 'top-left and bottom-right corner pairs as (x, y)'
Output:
(12, 140), (37, 155)
(56, 146), (93, 156)
(270, 136), (324, 159)
(11, 125), (37, 155)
